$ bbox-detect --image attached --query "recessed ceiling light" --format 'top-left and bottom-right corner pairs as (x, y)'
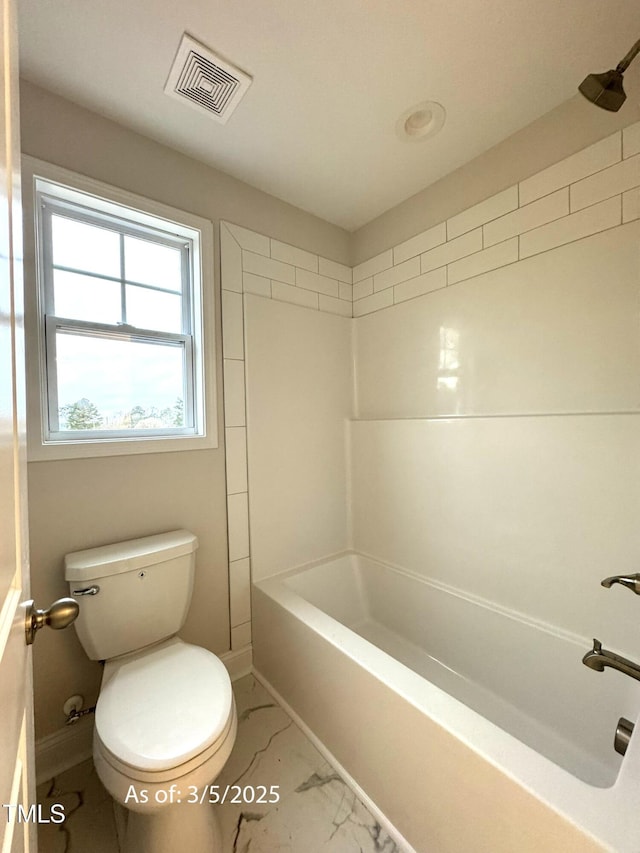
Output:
(396, 101), (446, 142)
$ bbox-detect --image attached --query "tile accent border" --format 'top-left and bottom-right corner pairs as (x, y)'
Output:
(222, 222), (352, 316)
(352, 124), (640, 317)
(220, 222), (353, 651)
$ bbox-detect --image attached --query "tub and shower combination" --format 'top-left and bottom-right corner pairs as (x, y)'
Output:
(232, 197), (640, 851)
(253, 552), (640, 853)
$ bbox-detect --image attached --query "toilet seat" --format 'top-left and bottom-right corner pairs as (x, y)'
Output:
(95, 708), (236, 785)
(96, 638), (234, 773)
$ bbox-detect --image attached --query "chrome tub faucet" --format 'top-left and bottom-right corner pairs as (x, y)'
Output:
(601, 573), (640, 595)
(583, 639), (640, 683)
(583, 574), (640, 683)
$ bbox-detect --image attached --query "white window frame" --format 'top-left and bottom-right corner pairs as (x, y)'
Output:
(24, 156), (218, 460)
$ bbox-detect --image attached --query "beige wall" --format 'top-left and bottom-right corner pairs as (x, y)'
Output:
(20, 80), (350, 740)
(352, 95), (640, 265)
(19, 81), (350, 263)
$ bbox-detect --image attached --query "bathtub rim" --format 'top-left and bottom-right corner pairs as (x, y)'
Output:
(255, 550), (640, 852)
(268, 547), (596, 649)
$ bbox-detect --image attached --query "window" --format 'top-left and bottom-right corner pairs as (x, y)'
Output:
(28, 161), (216, 458)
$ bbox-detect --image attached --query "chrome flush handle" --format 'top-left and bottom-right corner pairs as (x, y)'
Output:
(601, 574), (640, 595)
(71, 585), (100, 596)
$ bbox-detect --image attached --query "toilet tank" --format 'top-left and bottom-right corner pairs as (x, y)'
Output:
(65, 530), (198, 661)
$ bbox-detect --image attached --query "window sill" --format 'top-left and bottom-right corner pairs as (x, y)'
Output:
(27, 430), (216, 462)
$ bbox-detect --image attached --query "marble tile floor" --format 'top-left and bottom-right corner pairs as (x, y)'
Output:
(37, 674), (403, 853)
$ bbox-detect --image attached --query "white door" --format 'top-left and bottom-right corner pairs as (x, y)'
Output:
(0, 0), (36, 850)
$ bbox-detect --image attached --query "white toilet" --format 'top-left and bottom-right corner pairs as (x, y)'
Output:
(65, 530), (237, 853)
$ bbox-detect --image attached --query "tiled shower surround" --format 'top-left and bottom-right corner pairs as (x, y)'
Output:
(221, 119), (640, 652)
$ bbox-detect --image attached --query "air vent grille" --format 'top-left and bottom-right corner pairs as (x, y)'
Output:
(165, 34), (252, 124)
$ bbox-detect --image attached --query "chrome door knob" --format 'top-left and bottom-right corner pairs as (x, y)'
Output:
(24, 597), (79, 645)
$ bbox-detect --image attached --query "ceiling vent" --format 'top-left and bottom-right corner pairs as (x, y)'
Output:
(164, 33), (252, 124)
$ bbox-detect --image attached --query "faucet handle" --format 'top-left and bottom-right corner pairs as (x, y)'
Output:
(601, 573), (640, 595)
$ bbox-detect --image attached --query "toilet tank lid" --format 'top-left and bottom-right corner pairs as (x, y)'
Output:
(64, 530), (198, 581)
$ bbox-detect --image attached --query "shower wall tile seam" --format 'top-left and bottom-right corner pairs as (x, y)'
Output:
(222, 359), (246, 427)
(446, 185), (519, 241)
(447, 238), (518, 286)
(229, 557), (251, 628)
(226, 222), (270, 256)
(353, 127), (638, 287)
(569, 154), (640, 213)
(622, 188), (640, 222)
(352, 249), (393, 283)
(295, 267), (340, 297)
(373, 256), (421, 291)
(393, 268), (446, 304)
(230, 621), (252, 650)
(393, 222), (446, 265)
(351, 131), (640, 315)
(239, 250), (352, 314)
(290, 275), (351, 299)
(221, 230), (353, 316)
(227, 492), (250, 562)
(319, 256), (353, 283)
(353, 277), (373, 301)
(518, 131), (622, 206)
(352, 213), (625, 315)
(482, 189), (570, 247)
(623, 122), (640, 159)
(270, 238), (319, 272)
(339, 282), (353, 301)
(272, 279), (319, 309)
(351, 197), (628, 314)
(519, 195), (622, 259)
(242, 271), (271, 297)
(225, 426), (248, 495)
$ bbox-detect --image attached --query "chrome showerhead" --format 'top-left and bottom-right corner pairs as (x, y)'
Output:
(579, 69), (626, 112)
(579, 38), (640, 112)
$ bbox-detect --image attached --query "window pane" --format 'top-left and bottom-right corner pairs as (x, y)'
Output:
(52, 215), (120, 278)
(53, 270), (122, 324)
(124, 235), (183, 291)
(55, 331), (186, 432)
(125, 284), (182, 333)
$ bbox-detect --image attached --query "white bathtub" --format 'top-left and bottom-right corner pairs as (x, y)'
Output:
(253, 552), (640, 853)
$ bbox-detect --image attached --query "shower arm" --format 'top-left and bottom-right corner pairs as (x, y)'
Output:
(616, 39), (640, 73)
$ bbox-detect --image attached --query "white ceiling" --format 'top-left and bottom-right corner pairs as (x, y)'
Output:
(17, 0), (640, 231)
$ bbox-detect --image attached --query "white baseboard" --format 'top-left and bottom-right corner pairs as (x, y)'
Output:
(221, 644), (252, 680)
(252, 667), (417, 853)
(35, 717), (93, 786)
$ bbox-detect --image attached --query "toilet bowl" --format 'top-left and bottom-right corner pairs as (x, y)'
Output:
(65, 531), (237, 853)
